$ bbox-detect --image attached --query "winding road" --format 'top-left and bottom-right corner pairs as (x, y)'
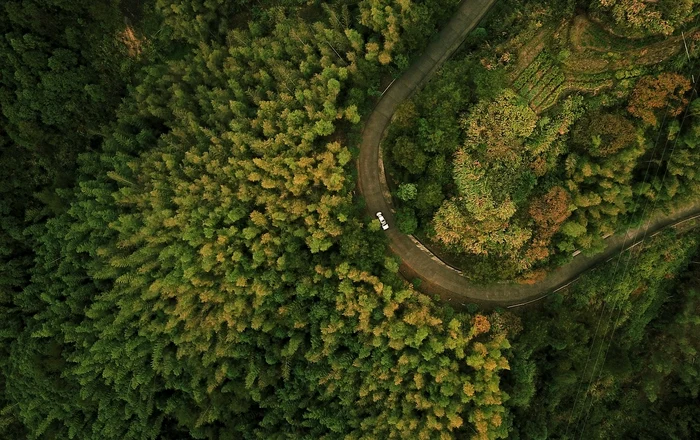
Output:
(357, 0), (700, 307)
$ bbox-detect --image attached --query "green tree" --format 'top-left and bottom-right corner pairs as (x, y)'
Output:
(396, 183), (418, 201)
(462, 89), (538, 159)
(507, 231), (700, 438)
(391, 135), (428, 174)
(0, 2), (520, 438)
(627, 73), (692, 127)
(396, 207), (418, 234)
(572, 113), (638, 157)
(358, 0), (461, 66)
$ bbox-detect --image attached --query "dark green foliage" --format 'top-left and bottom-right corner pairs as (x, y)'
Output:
(383, 59), (474, 228)
(3, 0), (700, 439)
(0, 4), (141, 436)
(391, 135), (427, 174)
(0, 1), (519, 438)
(470, 64), (508, 101)
(464, 27), (488, 49)
(0, 134), (31, 440)
(506, 231), (700, 438)
(572, 112), (637, 157)
(0, 0), (138, 188)
(0, 0), (141, 353)
(396, 207), (418, 234)
(415, 181), (446, 216)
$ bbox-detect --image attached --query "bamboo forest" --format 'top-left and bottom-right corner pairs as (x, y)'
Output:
(1, 0), (699, 439)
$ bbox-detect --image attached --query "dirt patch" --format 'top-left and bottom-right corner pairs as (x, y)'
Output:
(562, 36), (682, 75)
(569, 15), (590, 52)
(633, 39), (683, 65)
(572, 15), (656, 51)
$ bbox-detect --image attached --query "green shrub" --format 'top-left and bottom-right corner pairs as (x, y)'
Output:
(396, 207), (419, 234)
(396, 183), (418, 201)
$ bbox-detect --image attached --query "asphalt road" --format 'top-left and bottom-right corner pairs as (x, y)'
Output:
(356, 0), (700, 307)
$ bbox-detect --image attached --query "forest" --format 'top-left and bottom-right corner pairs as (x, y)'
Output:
(0, 0), (699, 439)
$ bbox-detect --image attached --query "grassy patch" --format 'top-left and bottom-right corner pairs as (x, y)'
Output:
(510, 14), (685, 113)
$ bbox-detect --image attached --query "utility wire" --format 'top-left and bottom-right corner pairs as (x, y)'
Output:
(575, 71), (700, 439)
(563, 98), (674, 440)
(565, 43), (700, 436)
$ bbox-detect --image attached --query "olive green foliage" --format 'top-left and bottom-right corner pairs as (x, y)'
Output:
(461, 89), (538, 160)
(433, 93), (582, 275)
(507, 231), (700, 438)
(391, 135), (428, 174)
(572, 113), (638, 157)
(396, 183), (417, 201)
(155, 0), (313, 44)
(358, 0), (461, 66)
(155, 0), (250, 43)
(0, 1), (518, 439)
(592, 0), (700, 36)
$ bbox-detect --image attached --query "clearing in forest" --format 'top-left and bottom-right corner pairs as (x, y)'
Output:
(510, 15), (689, 114)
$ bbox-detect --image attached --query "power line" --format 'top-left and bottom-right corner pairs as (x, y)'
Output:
(563, 97), (674, 440)
(565, 45), (700, 435)
(575, 72), (700, 439)
(572, 104), (676, 435)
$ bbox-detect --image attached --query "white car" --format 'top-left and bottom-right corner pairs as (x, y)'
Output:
(376, 211), (390, 230)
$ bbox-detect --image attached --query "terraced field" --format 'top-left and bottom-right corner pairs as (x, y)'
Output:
(510, 15), (688, 113)
(512, 51), (567, 113)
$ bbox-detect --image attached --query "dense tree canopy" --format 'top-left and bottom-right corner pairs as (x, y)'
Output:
(2, 0), (700, 439)
(358, 0), (460, 66)
(0, 0), (138, 186)
(0, 1), (520, 438)
(507, 231), (700, 439)
(432, 93), (581, 275)
(627, 72), (692, 127)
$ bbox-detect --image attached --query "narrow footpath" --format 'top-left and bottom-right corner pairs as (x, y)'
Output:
(357, 0), (700, 307)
